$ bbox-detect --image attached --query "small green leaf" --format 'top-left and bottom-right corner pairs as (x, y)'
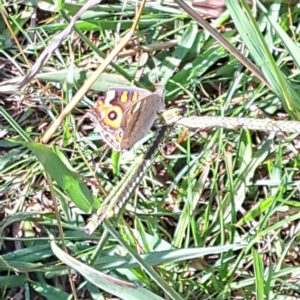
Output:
(21, 142), (94, 213)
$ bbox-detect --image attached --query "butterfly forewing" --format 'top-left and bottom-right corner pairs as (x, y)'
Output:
(107, 87), (152, 110)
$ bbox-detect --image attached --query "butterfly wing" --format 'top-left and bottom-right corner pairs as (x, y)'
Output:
(88, 86), (165, 151)
(121, 92), (165, 150)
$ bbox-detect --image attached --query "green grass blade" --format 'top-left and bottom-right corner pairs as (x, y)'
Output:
(50, 236), (165, 300)
(20, 142), (95, 213)
(226, 0), (300, 119)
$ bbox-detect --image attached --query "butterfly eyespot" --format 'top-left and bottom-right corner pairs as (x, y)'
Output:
(104, 106), (122, 128)
(108, 111), (118, 120)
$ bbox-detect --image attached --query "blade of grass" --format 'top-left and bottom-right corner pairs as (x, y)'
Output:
(226, 0), (300, 119)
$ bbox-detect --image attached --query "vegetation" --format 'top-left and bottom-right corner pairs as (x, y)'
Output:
(1, 0), (300, 299)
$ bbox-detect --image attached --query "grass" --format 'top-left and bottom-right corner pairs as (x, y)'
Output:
(1, 0), (300, 299)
